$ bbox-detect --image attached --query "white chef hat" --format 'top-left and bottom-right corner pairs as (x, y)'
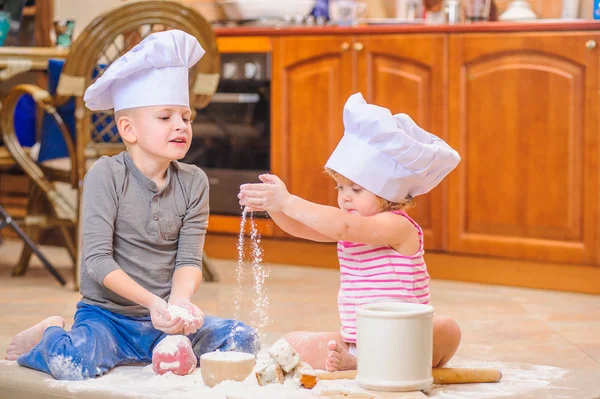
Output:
(83, 29), (205, 112)
(325, 93), (460, 202)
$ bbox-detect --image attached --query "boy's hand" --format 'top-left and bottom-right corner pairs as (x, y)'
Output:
(149, 296), (184, 334)
(239, 174), (291, 213)
(168, 297), (204, 336)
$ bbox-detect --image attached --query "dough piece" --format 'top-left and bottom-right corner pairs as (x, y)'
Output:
(255, 358), (284, 386)
(294, 361), (313, 378)
(268, 338), (300, 373)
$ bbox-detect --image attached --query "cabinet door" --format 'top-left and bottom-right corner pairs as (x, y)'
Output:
(272, 36), (354, 208)
(356, 34), (447, 250)
(448, 33), (599, 265)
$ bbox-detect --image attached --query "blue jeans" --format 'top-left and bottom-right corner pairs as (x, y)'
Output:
(17, 302), (259, 380)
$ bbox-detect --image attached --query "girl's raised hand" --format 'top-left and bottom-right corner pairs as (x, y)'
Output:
(239, 174), (291, 213)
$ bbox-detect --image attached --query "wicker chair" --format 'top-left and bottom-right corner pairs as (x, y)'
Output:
(0, 148), (18, 245)
(0, 1), (220, 288)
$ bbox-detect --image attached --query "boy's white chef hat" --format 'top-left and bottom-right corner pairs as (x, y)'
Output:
(325, 93), (460, 202)
(84, 29), (205, 112)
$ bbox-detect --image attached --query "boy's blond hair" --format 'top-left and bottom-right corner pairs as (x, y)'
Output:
(114, 108), (137, 127)
(325, 168), (414, 212)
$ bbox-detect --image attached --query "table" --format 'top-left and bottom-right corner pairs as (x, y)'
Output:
(0, 47), (68, 82)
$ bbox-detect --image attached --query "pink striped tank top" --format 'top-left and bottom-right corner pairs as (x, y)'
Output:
(337, 210), (430, 343)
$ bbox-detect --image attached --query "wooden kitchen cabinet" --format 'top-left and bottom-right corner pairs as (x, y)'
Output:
(271, 34), (447, 249)
(356, 34), (447, 249)
(271, 36), (354, 212)
(447, 32), (600, 265)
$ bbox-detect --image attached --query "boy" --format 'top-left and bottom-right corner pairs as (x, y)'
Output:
(5, 30), (259, 380)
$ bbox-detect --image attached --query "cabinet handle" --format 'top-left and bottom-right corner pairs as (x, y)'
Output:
(341, 42), (350, 51)
(353, 42), (364, 52)
(586, 40), (597, 49)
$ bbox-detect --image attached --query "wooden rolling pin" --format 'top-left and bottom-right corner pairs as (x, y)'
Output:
(299, 368), (502, 389)
(432, 368), (502, 384)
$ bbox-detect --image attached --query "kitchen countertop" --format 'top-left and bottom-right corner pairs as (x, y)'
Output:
(213, 19), (600, 36)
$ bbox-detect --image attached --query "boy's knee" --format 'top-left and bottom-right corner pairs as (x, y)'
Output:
(231, 323), (261, 354)
(47, 330), (103, 380)
(47, 352), (90, 380)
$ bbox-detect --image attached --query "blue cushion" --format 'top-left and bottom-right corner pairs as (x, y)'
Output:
(37, 60), (118, 163)
(13, 94), (36, 147)
(37, 59), (75, 162)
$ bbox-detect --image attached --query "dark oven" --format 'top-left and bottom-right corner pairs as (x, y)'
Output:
(183, 53), (270, 217)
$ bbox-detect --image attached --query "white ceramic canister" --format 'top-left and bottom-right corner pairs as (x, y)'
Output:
(355, 302), (434, 392)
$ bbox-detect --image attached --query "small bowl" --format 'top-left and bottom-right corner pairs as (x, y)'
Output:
(200, 351), (256, 387)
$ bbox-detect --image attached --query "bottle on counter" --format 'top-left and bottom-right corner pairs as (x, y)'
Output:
(445, 0), (462, 23)
(312, 0), (330, 19)
(396, 0), (425, 19)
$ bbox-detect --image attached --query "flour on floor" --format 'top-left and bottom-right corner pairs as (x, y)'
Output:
(42, 357), (572, 399)
(426, 359), (570, 399)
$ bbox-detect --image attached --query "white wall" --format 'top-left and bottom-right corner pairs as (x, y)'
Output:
(54, 0), (221, 40)
(53, 0), (129, 39)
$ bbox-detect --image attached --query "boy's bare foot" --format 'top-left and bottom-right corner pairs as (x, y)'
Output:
(325, 340), (357, 372)
(5, 316), (65, 361)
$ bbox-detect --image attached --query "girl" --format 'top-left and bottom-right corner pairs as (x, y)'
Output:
(239, 93), (462, 372)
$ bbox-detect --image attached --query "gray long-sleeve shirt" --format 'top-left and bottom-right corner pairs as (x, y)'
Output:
(79, 151), (209, 317)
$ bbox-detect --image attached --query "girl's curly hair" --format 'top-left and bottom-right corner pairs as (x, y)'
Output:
(324, 168), (414, 212)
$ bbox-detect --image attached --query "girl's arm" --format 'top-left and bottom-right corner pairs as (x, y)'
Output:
(239, 175), (336, 242)
(240, 174), (415, 246)
(280, 195), (415, 246)
(261, 211), (336, 242)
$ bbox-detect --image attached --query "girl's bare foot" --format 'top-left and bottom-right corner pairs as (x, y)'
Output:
(5, 316), (65, 361)
(325, 340), (357, 372)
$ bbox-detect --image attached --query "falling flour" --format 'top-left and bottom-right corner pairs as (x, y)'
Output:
(248, 212), (270, 339)
(229, 208), (270, 349)
(233, 208), (249, 319)
(228, 209), (249, 348)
